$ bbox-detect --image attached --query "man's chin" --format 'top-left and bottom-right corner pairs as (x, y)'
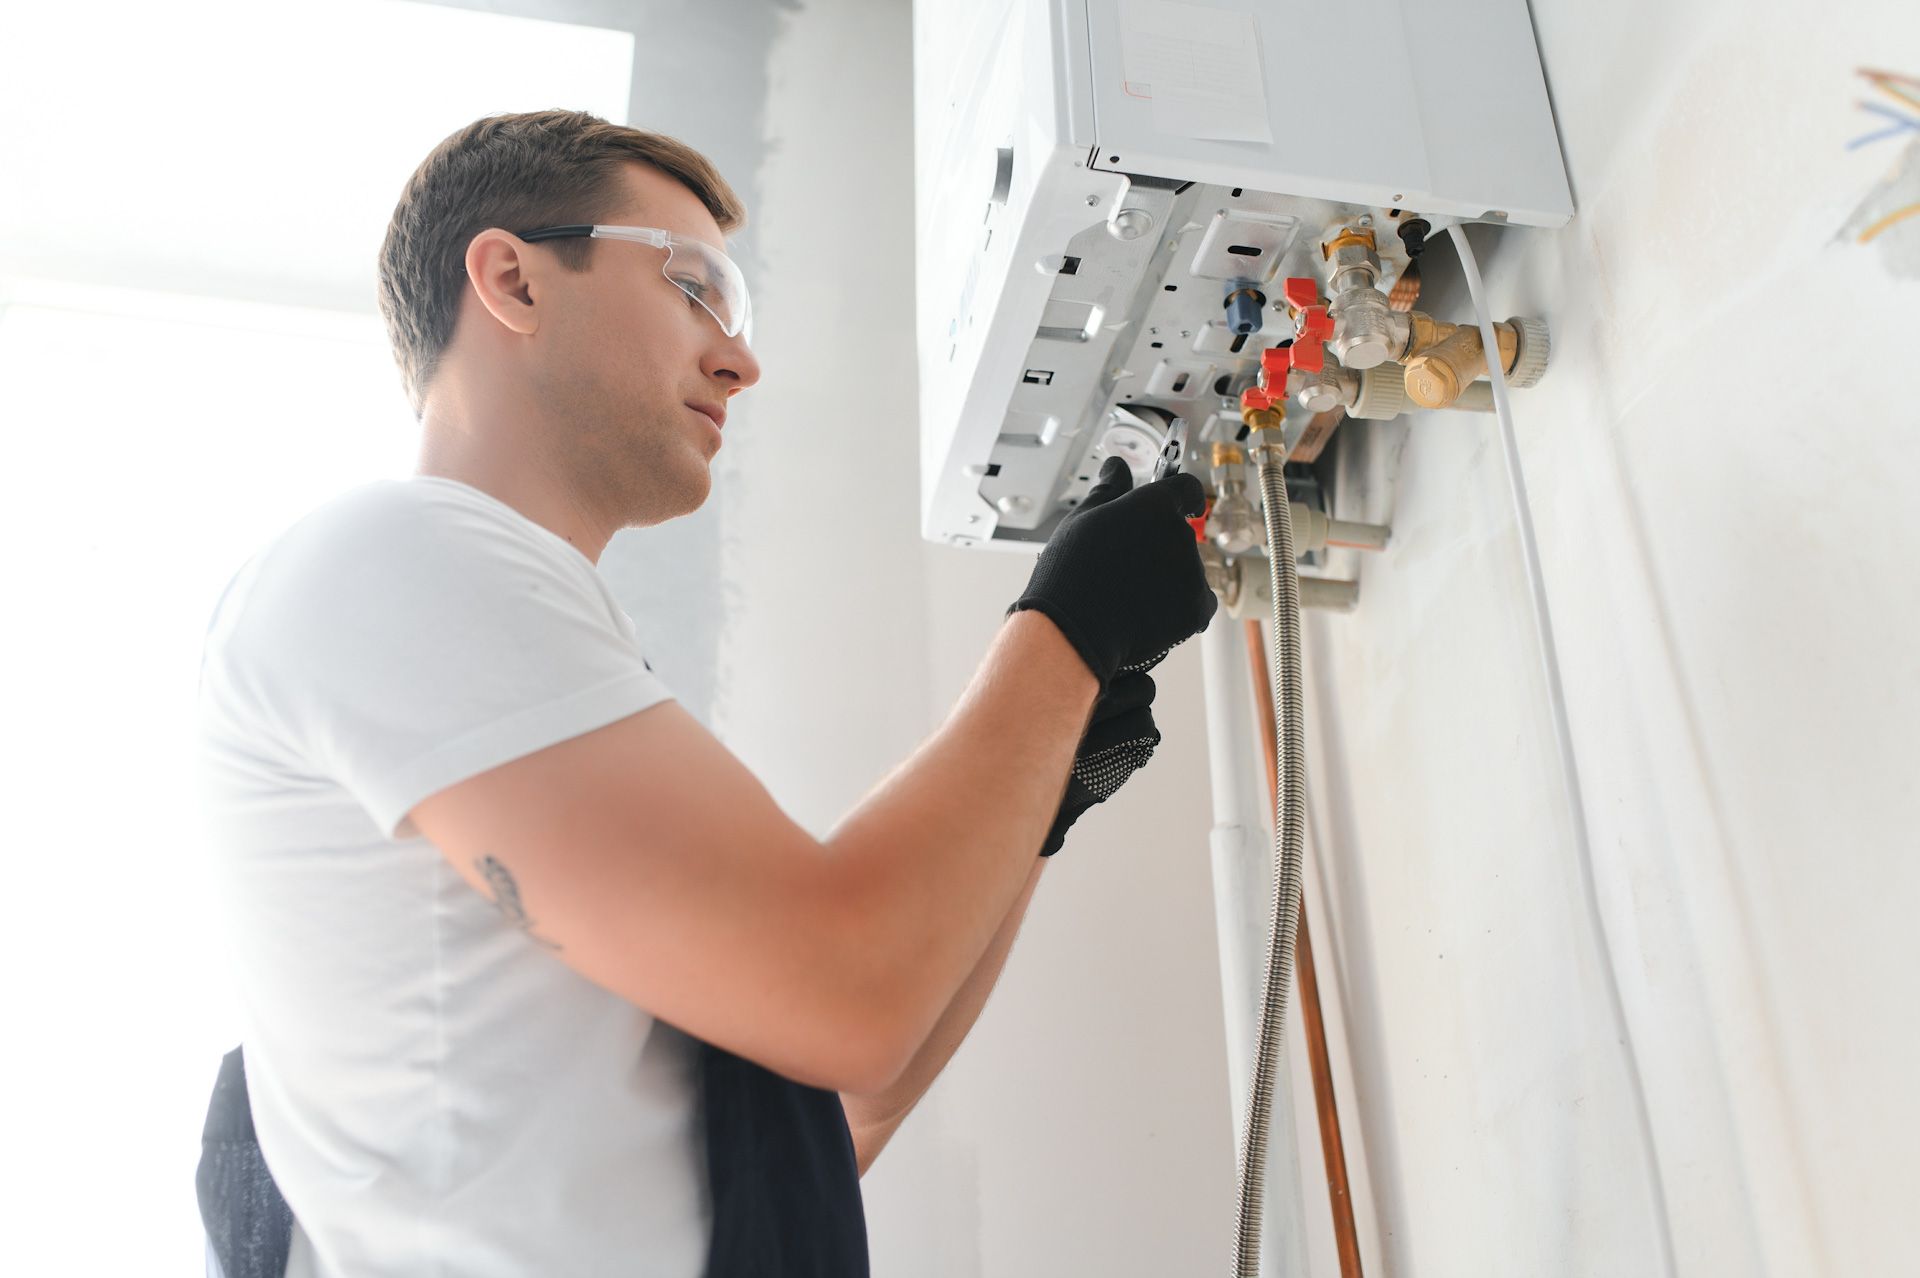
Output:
(638, 460), (713, 526)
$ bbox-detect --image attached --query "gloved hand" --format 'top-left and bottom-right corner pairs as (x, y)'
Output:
(1039, 669), (1161, 856)
(1007, 455), (1217, 690)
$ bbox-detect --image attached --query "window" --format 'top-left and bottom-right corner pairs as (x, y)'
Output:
(0, 2), (635, 1266)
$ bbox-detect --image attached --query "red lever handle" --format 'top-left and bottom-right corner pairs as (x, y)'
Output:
(1189, 498), (1212, 544)
(1283, 276), (1320, 310)
(1258, 345), (1292, 392)
(1290, 305), (1333, 373)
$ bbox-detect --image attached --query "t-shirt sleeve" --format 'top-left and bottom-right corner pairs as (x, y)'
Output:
(209, 485), (673, 840)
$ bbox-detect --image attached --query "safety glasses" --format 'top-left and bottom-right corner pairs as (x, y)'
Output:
(518, 224), (753, 343)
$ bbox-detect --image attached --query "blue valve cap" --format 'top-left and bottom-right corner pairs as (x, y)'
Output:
(1225, 288), (1264, 336)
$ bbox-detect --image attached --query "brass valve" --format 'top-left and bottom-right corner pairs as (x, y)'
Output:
(1239, 390), (1289, 472)
(1321, 226), (1378, 258)
(1400, 311), (1518, 363)
(1402, 321), (1531, 409)
(1239, 388), (1286, 435)
(1241, 404), (1286, 435)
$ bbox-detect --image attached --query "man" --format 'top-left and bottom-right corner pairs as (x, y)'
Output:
(194, 109), (1215, 1276)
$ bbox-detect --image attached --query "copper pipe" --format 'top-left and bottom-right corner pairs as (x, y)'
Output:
(1243, 620), (1363, 1278)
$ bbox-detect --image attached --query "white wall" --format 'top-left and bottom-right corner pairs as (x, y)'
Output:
(717, 1), (1240, 1273)
(864, 557), (1241, 1275)
(1300, 2), (1920, 1274)
(722, 0), (1920, 1274)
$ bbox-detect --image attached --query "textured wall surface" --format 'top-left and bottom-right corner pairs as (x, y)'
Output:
(1296, 3), (1920, 1274)
(721, 1), (1242, 1273)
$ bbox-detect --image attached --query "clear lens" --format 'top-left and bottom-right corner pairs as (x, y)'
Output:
(662, 236), (752, 342)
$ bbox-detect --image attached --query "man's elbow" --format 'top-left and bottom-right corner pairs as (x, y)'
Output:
(812, 961), (929, 1095)
(824, 1007), (916, 1098)
(803, 872), (930, 1095)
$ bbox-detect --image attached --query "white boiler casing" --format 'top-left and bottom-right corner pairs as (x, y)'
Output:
(914, 0), (1572, 550)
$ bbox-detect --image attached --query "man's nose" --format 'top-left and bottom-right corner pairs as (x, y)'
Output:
(707, 334), (761, 394)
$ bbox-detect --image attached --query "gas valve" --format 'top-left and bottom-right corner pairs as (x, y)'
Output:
(1322, 227), (1409, 369)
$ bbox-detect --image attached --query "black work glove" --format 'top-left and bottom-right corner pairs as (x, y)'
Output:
(1007, 456), (1217, 690)
(1039, 669), (1162, 857)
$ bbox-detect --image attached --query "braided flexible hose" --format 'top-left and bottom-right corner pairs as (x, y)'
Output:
(1231, 453), (1309, 1277)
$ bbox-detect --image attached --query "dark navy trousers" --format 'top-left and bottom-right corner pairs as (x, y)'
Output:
(196, 1040), (869, 1276)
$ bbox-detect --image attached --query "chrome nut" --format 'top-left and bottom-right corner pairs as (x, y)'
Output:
(1326, 242), (1380, 293)
(1292, 366), (1347, 414)
(1328, 291), (1401, 369)
(1327, 241), (1378, 274)
(1198, 543), (1237, 605)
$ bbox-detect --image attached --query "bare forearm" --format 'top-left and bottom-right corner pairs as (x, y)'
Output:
(822, 611), (1094, 1082)
(843, 856), (1046, 1173)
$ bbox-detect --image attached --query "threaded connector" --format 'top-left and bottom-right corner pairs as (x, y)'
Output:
(1504, 316), (1550, 388)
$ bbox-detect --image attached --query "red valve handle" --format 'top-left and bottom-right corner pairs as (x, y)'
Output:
(1189, 497), (1212, 544)
(1283, 276), (1321, 310)
(1258, 346), (1291, 392)
(1290, 305), (1333, 373)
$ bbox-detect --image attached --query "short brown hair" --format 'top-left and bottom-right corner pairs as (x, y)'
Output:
(377, 109), (745, 415)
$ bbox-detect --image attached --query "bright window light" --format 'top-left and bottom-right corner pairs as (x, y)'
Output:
(0, 0), (636, 311)
(0, 1), (636, 1267)
(0, 288), (418, 1269)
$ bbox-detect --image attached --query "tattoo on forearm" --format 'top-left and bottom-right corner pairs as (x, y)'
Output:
(474, 854), (563, 951)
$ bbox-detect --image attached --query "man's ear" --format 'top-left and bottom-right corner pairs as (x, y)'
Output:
(464, 229), (540, 336)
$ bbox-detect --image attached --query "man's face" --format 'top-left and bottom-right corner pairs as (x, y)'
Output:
(526, 162), (760, 527)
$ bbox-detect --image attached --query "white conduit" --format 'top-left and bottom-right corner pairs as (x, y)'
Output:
(1445, 222), (1679, 1278)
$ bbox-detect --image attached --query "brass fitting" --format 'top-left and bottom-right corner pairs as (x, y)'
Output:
(1401, 311), (1519, 365)
(1240, 403), (1285, 434)
(1240, 401), (1288, 470)
(1403, 312), (1453, 360)
(1403, 322), (1521, 409)
(1321, 227), (1377, 258)
(1211, 441), (1247, 467)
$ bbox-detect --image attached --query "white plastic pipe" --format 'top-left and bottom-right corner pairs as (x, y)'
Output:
(1198, 613), (1310, 1277)
(1446, 221), (1678, 1278)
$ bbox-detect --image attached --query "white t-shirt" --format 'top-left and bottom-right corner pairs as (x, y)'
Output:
(194, 476), (710, 1277)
